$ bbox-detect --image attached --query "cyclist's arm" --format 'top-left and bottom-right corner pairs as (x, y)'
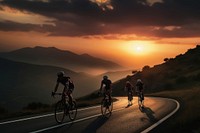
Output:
(53, 82), (59, 93)
(99, 81), (103, 92)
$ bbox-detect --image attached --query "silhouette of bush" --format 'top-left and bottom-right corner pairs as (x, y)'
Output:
(132, 70), (138, 74)
(142, 65), (150, 71)
(164, 58), (169, 62)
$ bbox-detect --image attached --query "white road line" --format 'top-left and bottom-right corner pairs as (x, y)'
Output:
(30, 108), (124, 133)
(0, 105), (100, 125)
(141, 98), (180, 133)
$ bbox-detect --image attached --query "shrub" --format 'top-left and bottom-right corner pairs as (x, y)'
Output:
(142, 65), (150, 71)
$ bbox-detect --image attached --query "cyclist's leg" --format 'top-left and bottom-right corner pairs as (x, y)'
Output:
(127, 92), (131, 105)
(127, 93), (130, 105)
(130, 92), (133, 105)
(139, 92), (144, 108)
(62, 88), (67, 103)
(141, 92), (144, 100)
(108, 90), (112, 105)
(67, 90), (73, 106)
(103, 91), (106, 100)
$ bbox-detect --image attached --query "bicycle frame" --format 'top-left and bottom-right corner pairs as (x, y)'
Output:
(137, 91), (144, 110)
(53, 92), (77, 123)
(101, 91), (113, 117)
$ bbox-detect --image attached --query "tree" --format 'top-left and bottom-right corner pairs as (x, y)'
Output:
(142, 65), (150, 71)
(164, 58), (169, 62)
(132, 70), (137, 74)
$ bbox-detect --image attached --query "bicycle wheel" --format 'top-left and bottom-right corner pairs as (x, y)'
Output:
(108, 99), (113, 113)
(55, 101), (66, 124)
(101, 99), (107, 116)
(128, 93), (133, 101)
(68, 101), (77, 121)
(138, 96), (144, 111)
(101, 99), (113, 117)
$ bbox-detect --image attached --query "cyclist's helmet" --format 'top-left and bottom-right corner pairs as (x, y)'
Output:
(57, 71), (64, 77)
(126, 81), (131, 87)
(103, 75), (108, 80)
(137, 79), (142, 83)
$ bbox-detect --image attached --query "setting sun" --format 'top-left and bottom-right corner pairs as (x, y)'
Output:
(136, 46), (143, 52)
(122, 41), (156, 56)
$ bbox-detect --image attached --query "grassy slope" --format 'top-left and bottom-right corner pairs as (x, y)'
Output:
(147, 85), (200, 133)
(111, 45), (200, 132)
(0, 57), (100, 111)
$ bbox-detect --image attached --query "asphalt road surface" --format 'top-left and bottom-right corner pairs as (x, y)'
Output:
(0, 97), (179, 133)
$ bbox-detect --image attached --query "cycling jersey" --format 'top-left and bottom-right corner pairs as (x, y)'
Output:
(136, 81), (144, 92)
(57, 76), (69, 86)
(101, 79), (112, 90)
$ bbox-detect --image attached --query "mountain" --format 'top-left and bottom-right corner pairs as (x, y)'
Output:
(97, 70), (133, 82)
(112, 45), (200, 96)
(0, 58), (100, 111)
(0, 46), (123, 74)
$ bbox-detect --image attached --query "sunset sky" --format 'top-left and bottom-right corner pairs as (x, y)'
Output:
(0, 0), (200, 69)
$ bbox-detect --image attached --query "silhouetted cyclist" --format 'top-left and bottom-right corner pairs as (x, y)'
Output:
(99, 75), (112, 104)
(135, 79), (144, 102)
(52, 71), (74, 106)
(124, 81), (134, 106)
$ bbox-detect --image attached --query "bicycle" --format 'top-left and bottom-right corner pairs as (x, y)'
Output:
(100, 91), (113, 117)
(137, 91), (144, 111)
(128, 91), (133, 106)
(53, 93), (77, 123)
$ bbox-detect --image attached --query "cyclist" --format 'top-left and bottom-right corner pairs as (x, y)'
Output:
(52, 71), (74, 107)
(124, 81), (134, 106)
(135, 79), (144, 106)
(99, 75), (112, 104)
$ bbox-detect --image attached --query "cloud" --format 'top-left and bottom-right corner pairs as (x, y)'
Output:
(0, 0), (200, 39)
(0, 20), (54, 32)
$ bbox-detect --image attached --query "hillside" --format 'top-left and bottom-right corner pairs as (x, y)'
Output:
(0, 58), (100, 111)
(97, 70), (133, 82)
(112, 45), (200, 96)
(0, 46), (123, 74)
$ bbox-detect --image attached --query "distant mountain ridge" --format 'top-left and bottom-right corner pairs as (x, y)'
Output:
(0, 57), (100, 111)
(0, 46), (123, 73)
(112, 45), (200, 96)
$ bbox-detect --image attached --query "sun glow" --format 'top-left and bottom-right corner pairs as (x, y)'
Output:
(123, 41), (156, 55)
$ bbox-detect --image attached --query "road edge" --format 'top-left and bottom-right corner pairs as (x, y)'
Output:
(141, 98), (180, 133)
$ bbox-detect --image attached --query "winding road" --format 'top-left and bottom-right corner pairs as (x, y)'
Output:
(0, 97), (179, 133)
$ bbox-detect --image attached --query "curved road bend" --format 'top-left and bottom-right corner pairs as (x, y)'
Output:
(0, 97), (179, 133)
